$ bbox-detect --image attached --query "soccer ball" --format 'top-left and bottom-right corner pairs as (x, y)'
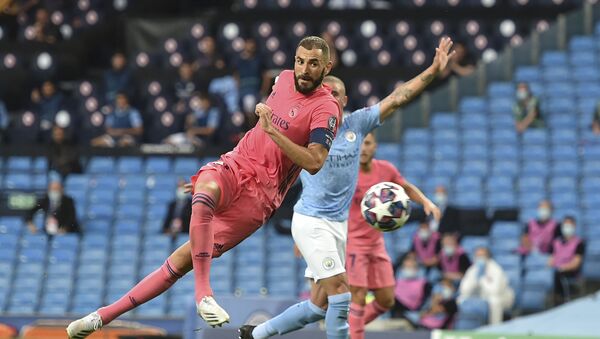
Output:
(360, 182), (411, 232)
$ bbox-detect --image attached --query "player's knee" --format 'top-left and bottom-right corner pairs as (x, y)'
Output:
(170, 243), (194, 273)
(377, 295), (395, 310)
(351, 288), (368, 305)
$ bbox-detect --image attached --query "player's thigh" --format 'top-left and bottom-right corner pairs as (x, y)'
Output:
(367, 253), (396, 291)
(372, 286), (395, 310)
(292, 213), (346, 281)
(349, 285), (369, 305)
(190, 162), (239, 209)
(346, 252), (370, 288)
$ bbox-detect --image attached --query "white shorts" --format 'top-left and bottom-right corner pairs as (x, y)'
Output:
(291, 212), (348, 282)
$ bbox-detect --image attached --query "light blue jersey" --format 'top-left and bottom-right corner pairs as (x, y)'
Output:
(294, 104), (382, 221)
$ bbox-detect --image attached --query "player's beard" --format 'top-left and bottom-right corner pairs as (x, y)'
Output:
(294, 69), (325, 94)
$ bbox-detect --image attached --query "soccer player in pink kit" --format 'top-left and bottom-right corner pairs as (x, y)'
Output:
(346, 133), (441, 339)
(66, 36), (341, 338)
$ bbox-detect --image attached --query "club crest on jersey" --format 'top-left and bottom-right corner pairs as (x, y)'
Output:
(328, 116), (337, 131)
(289, 105), (299, 118)
(322, 257), (335, 270)
(344, 131), (356, 142)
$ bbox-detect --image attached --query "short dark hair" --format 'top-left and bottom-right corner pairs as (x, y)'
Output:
(564, 215), (577, 223)
(297, 36), (330, 63)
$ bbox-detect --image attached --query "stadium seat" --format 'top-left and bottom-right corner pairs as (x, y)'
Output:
(117, 157), (143, 174)
(87, 157), (116, 174)
(454, 298), (489, 330)
(519, 287), (548, 312)
(461, 236), (490, 258)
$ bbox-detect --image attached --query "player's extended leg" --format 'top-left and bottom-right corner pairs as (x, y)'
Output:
(66, 243), (193, 339)
(348, 285), (368, 339)
(189, 176), (231, 326)
(317, 273), (351, 339)
(364, 287), (395, 324)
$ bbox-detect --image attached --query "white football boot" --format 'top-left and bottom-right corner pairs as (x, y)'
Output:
(66, 311), (103, 339)
(196, 296), (230, 327)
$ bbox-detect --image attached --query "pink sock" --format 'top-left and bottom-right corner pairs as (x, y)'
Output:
(97, 259), (183, 324)
(349, 302), (366, 339)
(364, 300), (388, 324)
(190, 192), (217, 301)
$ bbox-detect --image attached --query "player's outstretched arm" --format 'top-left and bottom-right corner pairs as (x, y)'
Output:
(400, 180), (441, 221)
(256, 103), (330, 175)
(378, 37), (456, 121)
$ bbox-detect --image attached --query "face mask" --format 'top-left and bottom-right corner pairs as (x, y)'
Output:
(48, 191), (61, 202)
(441, 286), (453, 300)
(435, 193), (447, 207)
(561, 223), (576, 238)
(402, 268), (418, 279)
(443, 246), (455, 257)
(176, 188), (187, 200)
(516, 90), (528, 101)
(538, 207), (551, 221)
(474, 256), (487, 269)
(418, 229), (431, 240)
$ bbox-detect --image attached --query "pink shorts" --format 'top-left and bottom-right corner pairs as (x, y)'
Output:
(346, 247), (395, 289)
(191, 160), (275, 258)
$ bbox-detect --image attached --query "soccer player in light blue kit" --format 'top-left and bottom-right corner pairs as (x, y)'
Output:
(239, 37), (455, 339)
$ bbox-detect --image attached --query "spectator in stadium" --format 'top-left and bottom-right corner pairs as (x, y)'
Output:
(25, 180), (80, 235)
(103, 52), (132, 103)
(91, 92), (143, 147)
(411, 221), (441, 271)
(437, 42), (475, 81)
(418, 278), (457, 329)
(234, 37), (270, 101)
(162, 179), (192, 236)
(164, 92), (220, 147)
(514, 82), (543, 133)
(174, 62), (198, 101)
(592, 101), (600, 135)
(520, 199), (559, 255)
(197, 36), (226, 71)
(31, 80), (63, 124)
(458, 247), (514, 324)
(439, 233), (471, 284)
(31, 7), (59, 43)
(548, 216), (585, 302)
(392, 255), (431, 319)
(48, 125), (82, 181)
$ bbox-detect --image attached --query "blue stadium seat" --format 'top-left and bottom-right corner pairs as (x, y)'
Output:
(521, 161), (549, 177)
(120, 175), (147, 191)
(0, 218), (23, 234)
(87, 157), (115, 174)
(541, 51), (568, 67)
(495, 254), (521, 271)
(6, 157), (32, 172)
(488, 98), (514, 115)
(48, 249), (77, 264)
(459, 97), (487, 114)
(524, 253), (550, 270)
(90, 175), (119, 191)
(569, 36), (596, 52)
(461, 128), (488, 145)
(547, 115), (578, 129)
(460, 114), (488, 129)
(87, 189), (115, 205)
(521, 129), (548, 145)
(583, 160), (600, 176)
(518, 175), (546, 192)
(550, 161), (579, 177)
(4, 174), (32, 190)
(575, 82), (600, 98)
(550, 144), (578, 162)
(491, 160), (519, 177)
(432, 144), (460, 161)
(491, 238), (519, 255)
(519, 287), (548, 312)
(403, 128), (430, 145)
(487, 191), (517, 209)
(544, 83), (574, 98)
(572, 66), (600, 82)
(454, 298), (489, 330)
(542, 67), (570, 82)
(485, 176), (514, 193)
(489, 114), (514, 129)
(430, 113), (458, 130)
(117, 189), (145, 204)
(523, 268), (554, 290)
(117, 157), (143, 174)
(430, 160), (458, 177)
(462, 144), (488, 161)
(521, 145), (548, 162)
(114, 219), (142, 234)
(460, 160), (488, 177)
(145, 157), (172, 174)
(86, 204), (114, 220)
(488, 82), (514, 98)
(173, 158), (199, 175)
(549, 176), (577, 192)
(490, 221), (522, 239)
(515, 66), (541, 82)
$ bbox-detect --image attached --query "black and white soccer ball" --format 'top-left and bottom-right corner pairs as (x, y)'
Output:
(360, 182), (411, 232)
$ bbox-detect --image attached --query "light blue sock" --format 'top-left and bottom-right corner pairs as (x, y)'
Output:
(325, 292), (351, 339)
(252, 300), (326, 339)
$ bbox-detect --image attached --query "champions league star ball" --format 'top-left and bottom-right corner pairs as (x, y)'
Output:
(360, 182), (411, 232)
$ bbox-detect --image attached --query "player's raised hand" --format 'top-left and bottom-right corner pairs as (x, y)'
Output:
(424, 200), (442, 221)
(432, 36), (456, 74)
(255, 103), (274, 134)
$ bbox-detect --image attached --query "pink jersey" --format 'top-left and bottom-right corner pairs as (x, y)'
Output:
(220, 70), (341, 209)
(348, 159), (405, 253)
